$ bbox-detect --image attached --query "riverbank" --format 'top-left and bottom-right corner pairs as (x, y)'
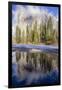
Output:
(12, 44), (58, 53)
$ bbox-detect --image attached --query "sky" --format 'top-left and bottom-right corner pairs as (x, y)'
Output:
(12, 4), (58, 16)
(12, 4), (58, 24)
(12, 4), (59, 36)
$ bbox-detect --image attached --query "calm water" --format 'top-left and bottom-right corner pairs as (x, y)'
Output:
(12, 50), (59, 87)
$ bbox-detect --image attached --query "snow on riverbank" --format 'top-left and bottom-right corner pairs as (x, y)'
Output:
(12, 44), (58, 53)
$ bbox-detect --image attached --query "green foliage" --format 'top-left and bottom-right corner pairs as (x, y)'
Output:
(15, 15), (58, 45)
(22, 30), (25, 43)
(16, 25), (21, 43)
(26, 24), (29, 43)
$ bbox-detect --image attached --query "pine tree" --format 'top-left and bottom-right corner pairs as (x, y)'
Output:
(47, 16), (53, 43)
(16, 25), (21, 43)
(39, 23), (42, 43)
(26, 24), (29, 43)
(33, 20), (39, 44)
(22, 30), (25, 43)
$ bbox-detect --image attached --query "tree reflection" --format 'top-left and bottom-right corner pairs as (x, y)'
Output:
(26, 53), (29, 64)
(16, 51), (58, 73)
(16, 51), (21, 61)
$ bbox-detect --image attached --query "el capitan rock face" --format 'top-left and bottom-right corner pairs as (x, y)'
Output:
(12, 5), (58, 38)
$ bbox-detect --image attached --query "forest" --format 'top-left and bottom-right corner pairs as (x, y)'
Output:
(12, 14), (58, 45)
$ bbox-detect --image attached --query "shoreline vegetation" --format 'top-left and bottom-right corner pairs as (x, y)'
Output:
(12, 8), (58, 47)
(12, 43), (58, 46)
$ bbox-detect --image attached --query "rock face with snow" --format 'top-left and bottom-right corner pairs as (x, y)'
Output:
(12, 5), (58, 44)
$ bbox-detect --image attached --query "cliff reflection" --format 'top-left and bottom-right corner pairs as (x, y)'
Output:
(16, 51), (58, 75)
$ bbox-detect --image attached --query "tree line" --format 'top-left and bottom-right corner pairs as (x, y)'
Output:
(14, 15), (58, 45)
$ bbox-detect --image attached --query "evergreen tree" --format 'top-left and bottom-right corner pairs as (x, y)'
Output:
(47, 16), (53, 42)
(39, 23), (42, 43)
(33, 20), (39, 44)
(26, 24), (29, 43)
(22, 30), (25, 43)
(16, 25), (21, 43)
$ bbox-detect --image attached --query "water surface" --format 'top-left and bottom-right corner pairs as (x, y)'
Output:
(12, 50), (59, 87)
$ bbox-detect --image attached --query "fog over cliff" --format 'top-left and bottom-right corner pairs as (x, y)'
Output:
(12, 5), (58, 36)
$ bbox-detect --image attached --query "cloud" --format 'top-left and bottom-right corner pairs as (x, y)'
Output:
(12, 5), (48, 24)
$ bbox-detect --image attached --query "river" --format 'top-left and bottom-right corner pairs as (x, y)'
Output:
(12, 46), (59, 87)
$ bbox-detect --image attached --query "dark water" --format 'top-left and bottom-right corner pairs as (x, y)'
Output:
(12, 50), (59, 87)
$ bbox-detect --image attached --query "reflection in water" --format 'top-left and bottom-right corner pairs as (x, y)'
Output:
(16, 51), (58, 73)
(12, 50), (59, 87)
